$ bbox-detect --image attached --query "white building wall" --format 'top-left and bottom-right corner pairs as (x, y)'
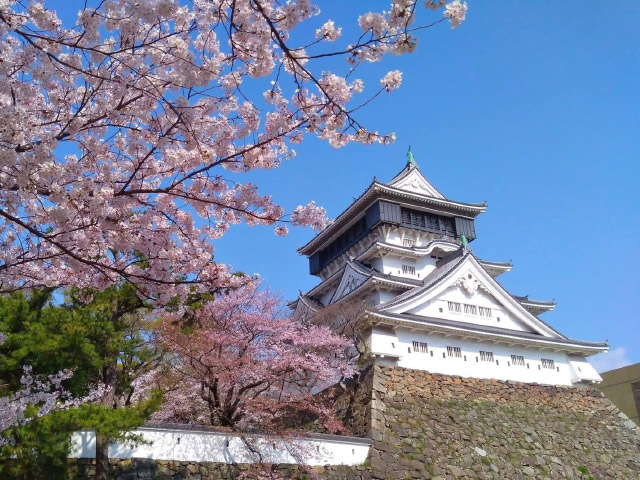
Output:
(407, 287), (534, 333)
(319, 290), (334, 306)
(374, 254), (438, 281)
(376, 290), (402, 304)
(381, 228), (445, 249)
(369, 326), (588, 386)
(70, 428), (370, 466)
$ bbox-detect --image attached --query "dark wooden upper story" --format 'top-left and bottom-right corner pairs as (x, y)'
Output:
(308, 199), (478, 275)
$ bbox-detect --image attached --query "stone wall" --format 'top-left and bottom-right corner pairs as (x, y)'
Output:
(70, 366), (640, 479)
(369, 366), (640, 479)
(69, 458), (369, 480)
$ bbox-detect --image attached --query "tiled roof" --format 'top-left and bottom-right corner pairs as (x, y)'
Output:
(477, 259), (512, 268)
(304, 259), (421, 307)
(512, 295), (556, 307)
(298, 165), (486, 256)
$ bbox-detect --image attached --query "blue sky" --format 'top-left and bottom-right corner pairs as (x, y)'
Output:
(45, 2), (639, 370)
(213, 1), (640, 371)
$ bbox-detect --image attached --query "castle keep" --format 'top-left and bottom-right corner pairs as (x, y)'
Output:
(292, 150), (607, 387)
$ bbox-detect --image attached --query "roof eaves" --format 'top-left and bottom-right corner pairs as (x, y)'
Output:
(367, 311), (608, 353)
(298, 180), (378, 255)
(512, 295), (556, 307)
(298, 183), (487, 256)
(477, 259), (513, 269)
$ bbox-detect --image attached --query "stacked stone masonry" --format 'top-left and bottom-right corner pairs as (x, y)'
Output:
(70, 366), (640, 479)
(368, 366), (640, 479)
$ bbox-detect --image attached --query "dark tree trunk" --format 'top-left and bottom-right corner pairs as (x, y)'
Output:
(95, 361), (118, 480)
(95, 433), (110, 480)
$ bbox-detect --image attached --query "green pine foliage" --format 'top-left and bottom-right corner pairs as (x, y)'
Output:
(0, 285), (164, 479)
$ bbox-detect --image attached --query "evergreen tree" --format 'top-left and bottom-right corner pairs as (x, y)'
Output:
(0, 285), (164, 480)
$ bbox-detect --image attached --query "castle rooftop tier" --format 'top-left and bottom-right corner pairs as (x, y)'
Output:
(291, 150), (608, 387)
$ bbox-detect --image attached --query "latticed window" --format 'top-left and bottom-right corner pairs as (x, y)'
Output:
(412, 341), (428, 353)
(479, 351), (494, 362)
(448, 301), (461, 313)
(464, 304), (477, 315)
(511, 355), (525, 366)
(399, 207), (455, 236)
(403, 239), (415, 247)
(447, 346), (462, 358)
(541, 358), (555, 370)
(402, 265), (416, 275)
(478, 306), (492, 318)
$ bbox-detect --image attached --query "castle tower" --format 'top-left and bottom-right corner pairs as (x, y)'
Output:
(291, 150), (608, 386)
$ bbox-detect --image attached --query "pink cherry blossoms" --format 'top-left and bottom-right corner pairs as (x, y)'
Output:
(0, 0), (468, 300)
(155, 281), (354, 433)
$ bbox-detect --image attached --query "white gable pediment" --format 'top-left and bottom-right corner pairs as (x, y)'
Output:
(408, 276), (538, 334)
(387, 167), (445, 199)
(329, 262), (370, 304)
(379, 254), (562, 338)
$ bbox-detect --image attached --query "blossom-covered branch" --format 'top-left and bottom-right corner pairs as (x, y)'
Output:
(0, 333), (71, 442)
(0, 0), (467, 299)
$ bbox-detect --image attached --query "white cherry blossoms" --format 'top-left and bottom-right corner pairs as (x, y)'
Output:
(0, 0), (470, 298)
(444, 0), (468, 29)
(381, 70), (403, 93)
(316, 20), (342, 42)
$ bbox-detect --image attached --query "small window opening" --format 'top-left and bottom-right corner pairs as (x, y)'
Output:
(412, 341), (428, 353)
(479, 351), (494, 362)
(541, 359), (555, 370)
(448, 301), (462, 313)
(402, 265), (416, 275)
(446, 346), (462, 358)
(511, 355), (525, 367)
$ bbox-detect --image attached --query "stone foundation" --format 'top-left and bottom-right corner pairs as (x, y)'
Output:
(69, 458), (370, 480)
(70, 366), (640, 479)
(368, 366), (640, 479)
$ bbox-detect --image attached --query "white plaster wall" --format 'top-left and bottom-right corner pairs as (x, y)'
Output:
(370, 326), (402, 357)
(70, 428), (370, 466)
(382, 228), (442, 248)
(368, 257), (384, 273)
(376, 290), (403, 305)
(408, 286), (534, 333)
(376, 254), (438, 281)
(319, 290), (335, 306)
(370, 328), (588, 386)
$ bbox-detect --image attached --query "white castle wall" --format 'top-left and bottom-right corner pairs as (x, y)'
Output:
(369, 255), (438, 281)
(70, 426), (370, 466)
(369, 327), (600, 386)
(406, 286), (532, 333)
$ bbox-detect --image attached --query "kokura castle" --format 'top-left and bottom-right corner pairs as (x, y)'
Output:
(72, 152), (639, 479)
(291, 150), (608, 387)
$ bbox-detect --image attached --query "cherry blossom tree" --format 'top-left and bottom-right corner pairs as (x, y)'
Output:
(0, 333), (72, 443)
(155, 281), (354, 433)
(0, 0), (468, 302)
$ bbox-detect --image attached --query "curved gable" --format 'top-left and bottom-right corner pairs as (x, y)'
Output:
(386, 165), (445, 198)
(329, 262), (371, 304)
(379, 252), (562, 338)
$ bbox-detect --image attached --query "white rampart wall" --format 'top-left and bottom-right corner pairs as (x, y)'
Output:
(69, 427), (370, 466)
(369, 327), (601, 386)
